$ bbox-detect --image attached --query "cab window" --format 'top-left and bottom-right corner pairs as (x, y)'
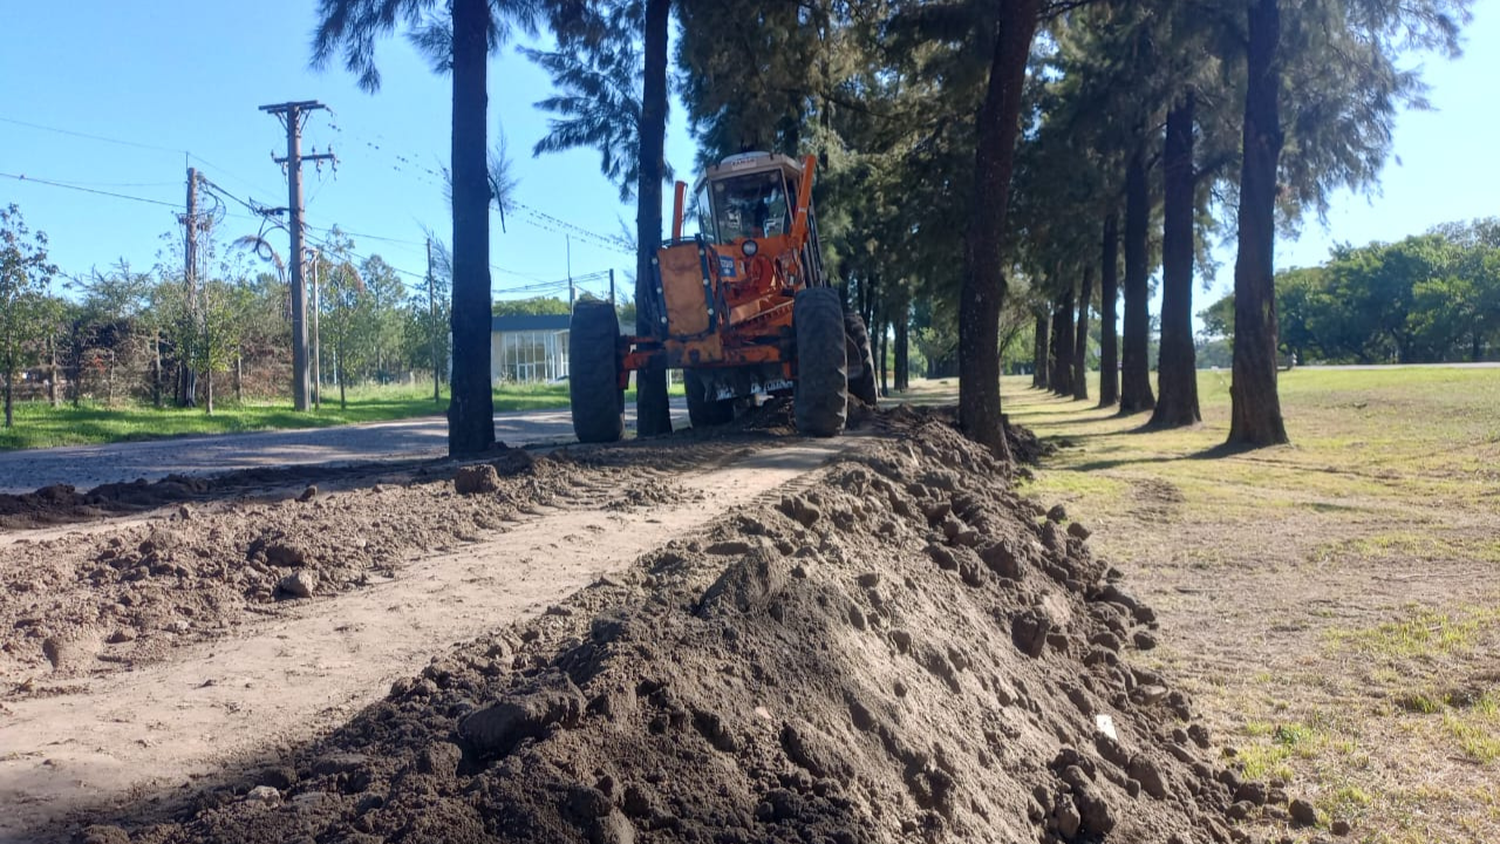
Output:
(711, 170), (791, 242)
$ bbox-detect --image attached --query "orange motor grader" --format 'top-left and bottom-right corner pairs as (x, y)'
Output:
(568, 152), (877, 443)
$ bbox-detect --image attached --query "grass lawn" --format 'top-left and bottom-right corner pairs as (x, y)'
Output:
(997, 366), (1500, 843)
(0, 380), (684, 451)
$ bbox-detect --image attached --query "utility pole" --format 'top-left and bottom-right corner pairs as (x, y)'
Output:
(181, 167), (200, 408)
(427, 237), (440, 404)
(566, 234), (575, 306)
(259, 100), (334, 411)
(608, 268), (615, 304)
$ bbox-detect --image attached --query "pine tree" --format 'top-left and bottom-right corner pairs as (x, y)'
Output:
(312, 0), (541, 455)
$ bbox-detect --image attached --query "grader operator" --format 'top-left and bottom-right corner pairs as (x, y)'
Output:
(568, 152), (877, 443)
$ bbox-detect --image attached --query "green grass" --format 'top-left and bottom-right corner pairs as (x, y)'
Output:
(1236, 720), (1322, 782)
(1443, 693), (1500, 764)
(1325, 604), (1500, 662)
(0, 379), (689, 451)
(0, 384), (446, 450)
(1005, 367), (1500, 526)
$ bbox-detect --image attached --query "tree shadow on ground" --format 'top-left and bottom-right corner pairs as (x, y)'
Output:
(1063, 440), (1266, 473)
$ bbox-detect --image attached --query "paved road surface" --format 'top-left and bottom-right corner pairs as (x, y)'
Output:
(0, 401), (689, 495)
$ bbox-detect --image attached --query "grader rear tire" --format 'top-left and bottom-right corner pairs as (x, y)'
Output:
(793, 287), (848, 437)
(569, 300), (624, 443)
(845, 312), (878, 407)
(684, 368), (734, 428)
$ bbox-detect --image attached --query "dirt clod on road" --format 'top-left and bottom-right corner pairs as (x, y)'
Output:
(71, 411), (1255, 844)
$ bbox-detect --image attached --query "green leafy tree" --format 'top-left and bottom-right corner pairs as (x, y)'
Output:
(359, 255), (408, 382)
(196, 277), (255, 414)
(69, 260), (153, 406)
(1, 205), (59, 427)
(313, 232), (369, 409)
(492, 296), (571, 317)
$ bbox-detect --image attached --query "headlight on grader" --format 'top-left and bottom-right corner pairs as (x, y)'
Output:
(741, 239), (758, 257)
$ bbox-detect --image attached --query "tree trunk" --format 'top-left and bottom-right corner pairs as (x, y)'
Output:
(447, 0), (497, 455)
(1119, 140), (1156, 414)
(339, 351), (348, 409)
(151, 333), (161, 408)
(72, 337), (82, 408)
(1228, 0), (1289, 446)
(205, 369), (214, 416)
(1032, 309), (1050, 389)
(1051, 291), (1075, 397)
(1151, 92), (1202, 428)
(182, 360), (197, 409)
(634, 0), (673, 437)
(895, 312), (909, 391)
(1073, 267), (1092, 401)
(1098, 212), (1119, 407)
(959, 0), (1040, 460)
(878, 316), (889, 396)
(3, 355), (12, 429)
(47, 334), (58, 408)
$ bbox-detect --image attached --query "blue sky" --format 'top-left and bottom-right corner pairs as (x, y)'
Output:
(2, 0), (1496, 312)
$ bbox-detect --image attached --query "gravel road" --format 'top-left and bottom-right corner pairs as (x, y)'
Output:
(0, 401), (689, 495)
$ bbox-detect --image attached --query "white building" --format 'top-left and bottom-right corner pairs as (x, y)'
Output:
(490, 314), (571, 384)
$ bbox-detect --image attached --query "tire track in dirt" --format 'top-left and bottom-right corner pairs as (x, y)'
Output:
(0, 438), (853, 842)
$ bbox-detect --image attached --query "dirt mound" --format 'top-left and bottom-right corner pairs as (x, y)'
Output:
(91, 414), (1253, 844)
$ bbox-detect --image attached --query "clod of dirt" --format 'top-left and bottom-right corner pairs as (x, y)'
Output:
(261, 542), (308, 568)
(777, 494), (822, 527)
(277, 570), (318, 600)
(41, 632), (100, 672)
(1234, 780), (1268, 805)
(458, 673), (586, 757)
(296, 485), (318, 503)
(454, 464), (502, 495)
(244, 785), (281, 804)
(1290, 797), (1319, 827)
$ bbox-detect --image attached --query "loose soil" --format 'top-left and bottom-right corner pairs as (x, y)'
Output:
(4, 406), (1276, 844)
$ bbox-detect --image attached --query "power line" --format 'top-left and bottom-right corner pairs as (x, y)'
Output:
(0, 115), (282, 199)
(1, 172), (180, 209)
(0, 115), (187, 154)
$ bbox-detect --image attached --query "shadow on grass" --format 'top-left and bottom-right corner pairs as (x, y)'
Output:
(1063, 440), (1268, 473)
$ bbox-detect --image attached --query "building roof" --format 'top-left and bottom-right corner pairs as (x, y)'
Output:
(491, 314), (571, 333)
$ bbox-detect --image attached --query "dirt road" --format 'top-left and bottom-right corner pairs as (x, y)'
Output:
(0, 401), (690, 495)
(0, 430), (848, 842)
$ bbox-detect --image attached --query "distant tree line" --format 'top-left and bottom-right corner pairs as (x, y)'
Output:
(1200, 219), (1500, 366)
(0, 204), (453, 426)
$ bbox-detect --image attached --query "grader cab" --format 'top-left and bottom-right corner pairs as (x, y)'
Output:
(568, 152), (877, 443)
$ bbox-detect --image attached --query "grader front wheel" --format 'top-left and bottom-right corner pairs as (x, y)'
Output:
(793, 287), (849, 437)
(568, 300), (624, 443)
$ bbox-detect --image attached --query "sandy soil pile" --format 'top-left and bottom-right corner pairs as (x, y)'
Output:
(71, 409), (1267, 844)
